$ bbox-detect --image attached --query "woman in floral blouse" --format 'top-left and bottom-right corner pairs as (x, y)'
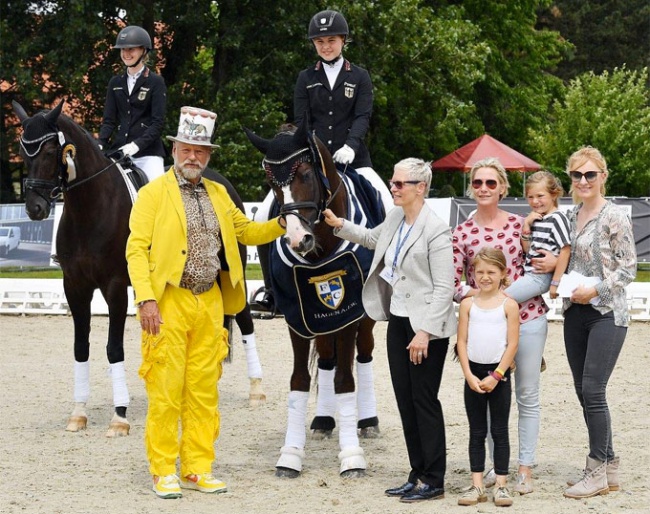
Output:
(562, 146), (636, 500)
(452, 158), (556, 495)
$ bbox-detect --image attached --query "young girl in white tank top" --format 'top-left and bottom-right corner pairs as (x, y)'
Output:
(456, 247), (520, 507)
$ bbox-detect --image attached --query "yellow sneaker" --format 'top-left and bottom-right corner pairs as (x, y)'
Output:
(180, 473), (227, 494)
(152, 474), (182, 499)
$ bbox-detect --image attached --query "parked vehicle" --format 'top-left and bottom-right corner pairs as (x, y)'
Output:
(0, 226), (21, 256)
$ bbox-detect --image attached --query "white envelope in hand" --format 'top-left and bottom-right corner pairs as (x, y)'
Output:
(556, 271), (601, 305)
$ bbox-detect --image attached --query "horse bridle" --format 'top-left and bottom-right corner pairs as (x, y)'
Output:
(264, 146), (347, 230)
(21, 126), (124, 207)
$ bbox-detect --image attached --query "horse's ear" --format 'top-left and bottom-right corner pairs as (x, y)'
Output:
(12, 101), (29, 123)
(243, 127), (270, 154)
(44, 98), (65, 124)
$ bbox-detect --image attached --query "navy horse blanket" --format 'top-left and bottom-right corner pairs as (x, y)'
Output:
(270, 167), (385, 338)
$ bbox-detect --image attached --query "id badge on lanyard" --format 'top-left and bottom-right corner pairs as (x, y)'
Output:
(380, 219), (412, 286)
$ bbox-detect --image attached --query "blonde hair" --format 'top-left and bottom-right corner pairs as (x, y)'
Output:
(472, 247), (510, 288)
(566, 146), (607, 203)
(395, 157), (432, 192)
(466, 157), (510, 200)
(525, 170), (564, 207)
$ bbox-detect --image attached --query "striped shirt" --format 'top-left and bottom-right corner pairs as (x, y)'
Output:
(524, 210), (571, 272)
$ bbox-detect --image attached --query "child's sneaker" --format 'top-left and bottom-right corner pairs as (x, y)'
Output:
(493, 486), (514, 507)
(152, 474), (182, 499)
(180, 473), (228, 494)
(458, 485), (487, 506)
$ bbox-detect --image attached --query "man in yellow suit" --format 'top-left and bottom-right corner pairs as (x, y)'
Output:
(126, 106), (286, 499)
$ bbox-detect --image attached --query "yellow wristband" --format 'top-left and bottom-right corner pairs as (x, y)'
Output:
(495, 368), (505, 377)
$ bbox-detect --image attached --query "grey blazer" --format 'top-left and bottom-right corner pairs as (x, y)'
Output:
(336, 204), (457, 339)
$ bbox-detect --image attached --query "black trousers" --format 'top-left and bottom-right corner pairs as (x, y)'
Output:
(387, 314), (448, 488)
(464, 361), (512, 476)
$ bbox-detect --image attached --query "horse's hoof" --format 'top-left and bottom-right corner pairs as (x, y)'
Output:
(275, 467), (301, 479)
(249, 378), (267, 407)
(341, 468), (366, 479)
(106, 414), (130, 437)
(310, 428), (333, 440)
(339, 447), (367, 476)
(358, 425), (381, 439)
(65, 415), (87, 432)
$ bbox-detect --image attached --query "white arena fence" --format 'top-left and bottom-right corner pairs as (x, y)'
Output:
(1, 278), (648, 321)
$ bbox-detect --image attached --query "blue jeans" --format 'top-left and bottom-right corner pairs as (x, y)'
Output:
(563, 304), (626, 462)
(505, 272), (551, 304)
(514, 315), (547, 466)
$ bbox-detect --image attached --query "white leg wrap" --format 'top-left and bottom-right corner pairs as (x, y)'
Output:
(74, 360), (90, 404)
(337, 392), (359, 450)
(338, 446), (367, 473)
(284, 390), (309, 449)
(315, 368), (336, 418)
(356, 360), (377, 420)
(242, 333), (263, 379)
(276, 446), (306, 472)
(109, 361), (130, 408)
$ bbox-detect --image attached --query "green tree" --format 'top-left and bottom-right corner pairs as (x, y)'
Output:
(537, 0), (650, 83)
(530, 67), (650, 197)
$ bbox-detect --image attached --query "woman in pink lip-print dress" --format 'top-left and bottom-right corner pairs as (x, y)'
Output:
(452, 157), (556, 495)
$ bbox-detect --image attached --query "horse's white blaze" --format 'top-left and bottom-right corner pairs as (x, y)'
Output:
(281, 185), (311, 249)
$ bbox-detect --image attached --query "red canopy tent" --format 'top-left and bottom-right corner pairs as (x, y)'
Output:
(431, 134), (541, 194)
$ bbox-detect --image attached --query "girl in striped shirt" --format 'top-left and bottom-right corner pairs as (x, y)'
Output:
(506, 171), (571, 302)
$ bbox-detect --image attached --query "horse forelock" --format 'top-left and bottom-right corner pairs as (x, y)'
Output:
(262, 131), (313, 187)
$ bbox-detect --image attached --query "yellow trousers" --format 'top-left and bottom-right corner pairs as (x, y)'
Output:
(139, 283), (229, 477)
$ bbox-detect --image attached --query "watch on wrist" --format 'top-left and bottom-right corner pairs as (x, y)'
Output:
(550, 280), (560, 287)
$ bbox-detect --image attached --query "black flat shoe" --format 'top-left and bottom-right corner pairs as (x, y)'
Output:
(385, 481), (415, 497)
(399, 481), (445, 503)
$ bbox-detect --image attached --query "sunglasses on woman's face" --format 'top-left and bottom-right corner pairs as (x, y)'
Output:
(471, 179), (498, 190)
(389, 180), (421, 190)
(569, 170), (604, 183)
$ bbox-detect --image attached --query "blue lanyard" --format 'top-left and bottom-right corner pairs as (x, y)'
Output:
(391, 219), (413, 273)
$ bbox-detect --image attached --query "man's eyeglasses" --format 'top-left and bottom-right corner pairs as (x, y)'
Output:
(389, 180), (421, 189)
(471, 179), (498, 190)
(569, 170), (604, 183)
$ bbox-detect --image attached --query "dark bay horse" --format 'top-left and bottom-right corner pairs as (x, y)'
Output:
(245, 119), (384, 478)
(13, 100), (265, 437)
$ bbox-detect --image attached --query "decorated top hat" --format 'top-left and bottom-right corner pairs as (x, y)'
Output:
(166, 106), (219, 148)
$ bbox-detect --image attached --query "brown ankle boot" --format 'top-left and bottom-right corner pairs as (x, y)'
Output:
(567, 455), (621, 492)
(606, 456), (620, 491)
(564, 457), (608, 499)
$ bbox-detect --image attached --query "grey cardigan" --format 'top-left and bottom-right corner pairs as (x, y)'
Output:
(336, 204), (457, 339)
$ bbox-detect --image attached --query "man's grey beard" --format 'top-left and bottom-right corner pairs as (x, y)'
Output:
(175, 160), (205, 181)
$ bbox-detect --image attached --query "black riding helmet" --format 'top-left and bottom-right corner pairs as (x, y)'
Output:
(308, 10), (349, 41)
(114, 25), (152, 51)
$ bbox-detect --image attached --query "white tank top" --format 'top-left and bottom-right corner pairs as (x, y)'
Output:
(467, 298), (508, 364)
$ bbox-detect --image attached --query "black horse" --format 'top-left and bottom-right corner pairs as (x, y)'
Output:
(245, 119), (384, 477)
(13, 100), (264, 437)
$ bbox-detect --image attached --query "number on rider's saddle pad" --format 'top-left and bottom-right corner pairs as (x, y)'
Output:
(292, 250), (365, 337)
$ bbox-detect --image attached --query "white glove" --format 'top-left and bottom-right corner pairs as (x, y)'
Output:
(332, 144), (355, 165)
(120, 142), (139, 157)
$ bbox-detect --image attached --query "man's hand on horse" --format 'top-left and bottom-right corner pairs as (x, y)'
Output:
(332, 144), (355, 165)
(120, 142), (139, 157)
(322, 209), (344, 229)
(139, 300), (163, 335)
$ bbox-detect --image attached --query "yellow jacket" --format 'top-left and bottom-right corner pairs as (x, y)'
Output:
(126, 168), (284, 315)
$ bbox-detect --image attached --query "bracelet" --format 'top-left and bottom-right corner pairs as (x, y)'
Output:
(495, 367), (505, 377)
(137, 300), (154, 307)
(488, 371), (502, 381)
(550, 280), (560, 287)
(521, 234), (531, 241)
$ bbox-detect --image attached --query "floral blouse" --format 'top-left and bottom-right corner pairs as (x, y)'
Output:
(562, 201), (637, 327)
(452, 213), (548, 324)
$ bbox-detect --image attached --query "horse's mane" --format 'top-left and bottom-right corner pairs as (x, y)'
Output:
(35, 108), (98, 147)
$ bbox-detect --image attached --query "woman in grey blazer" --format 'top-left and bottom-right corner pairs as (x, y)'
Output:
(323, 158), (456, 503)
